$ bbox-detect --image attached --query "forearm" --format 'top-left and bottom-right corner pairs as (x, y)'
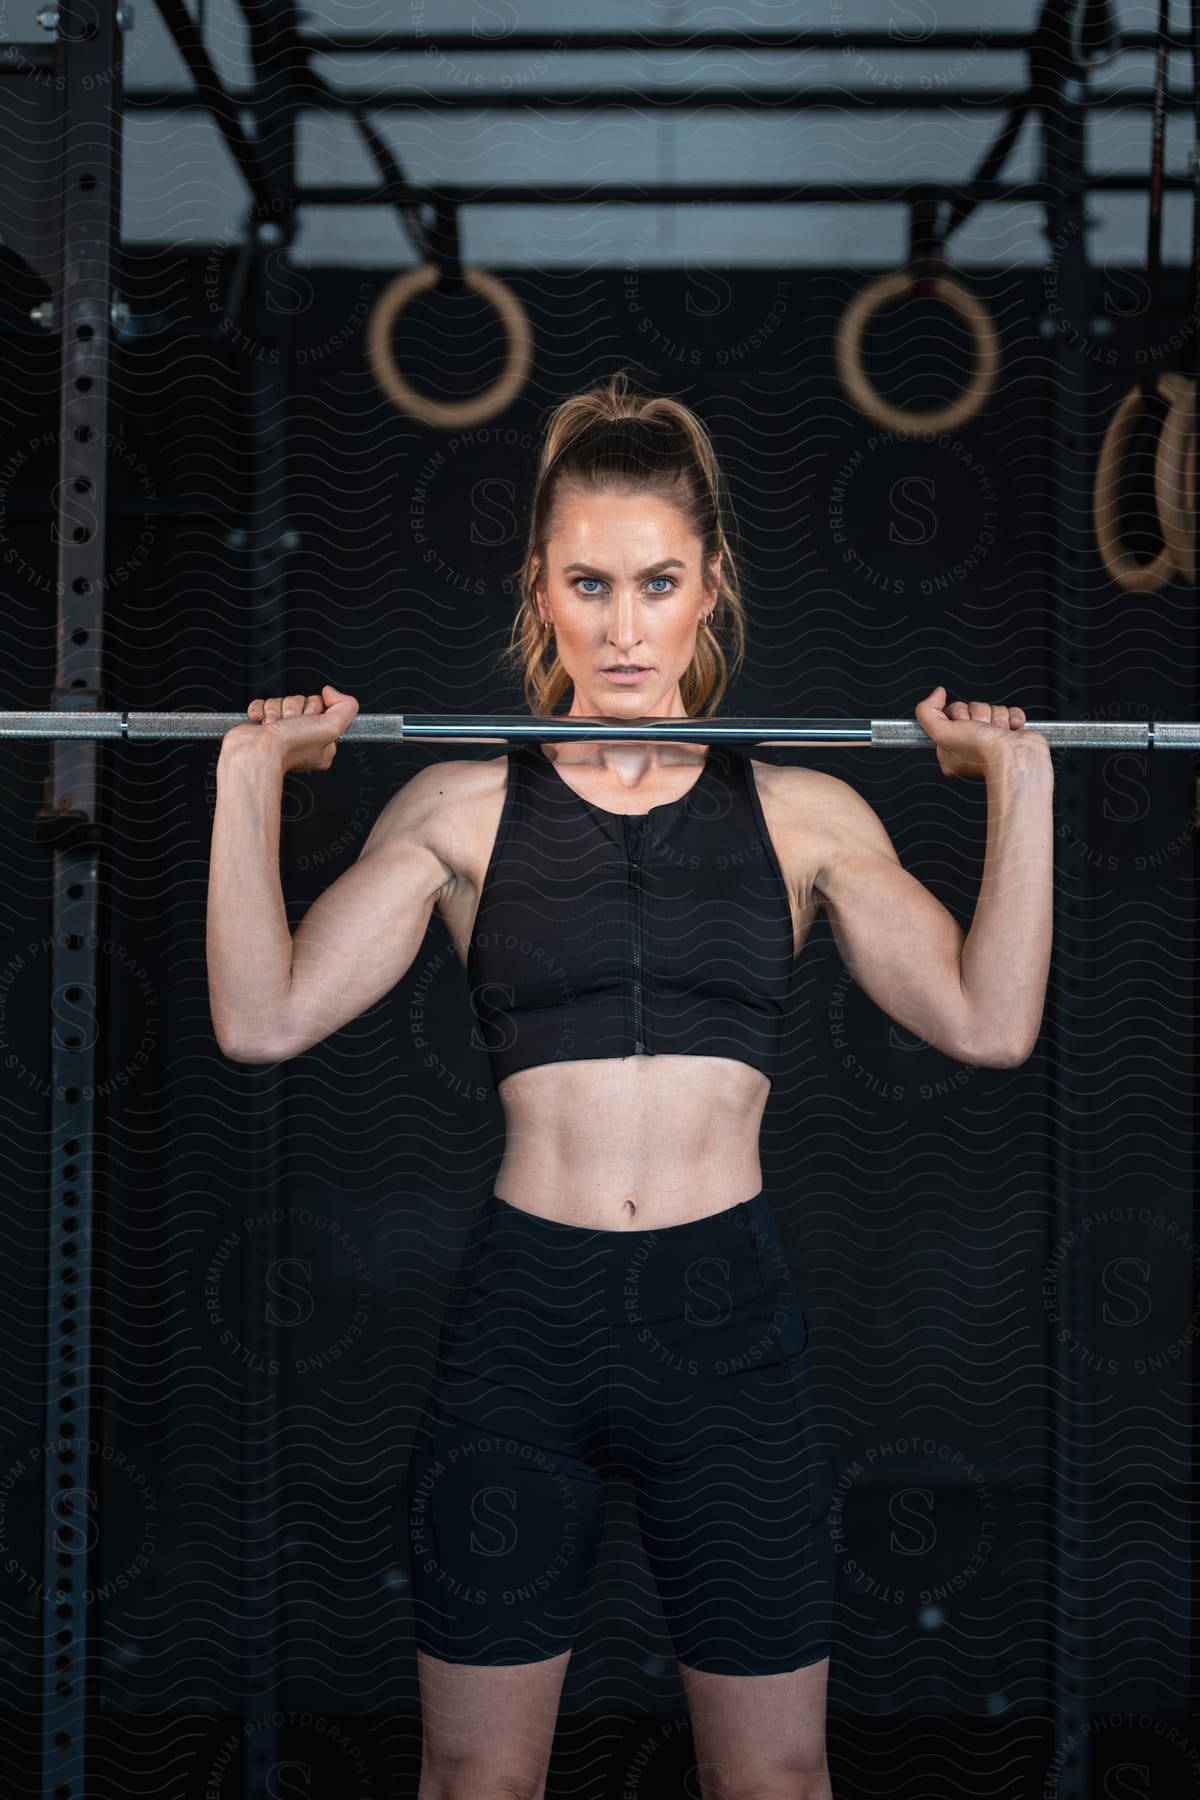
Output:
(206, 739), (293, 1055)
(959, 742), (1055, 1061)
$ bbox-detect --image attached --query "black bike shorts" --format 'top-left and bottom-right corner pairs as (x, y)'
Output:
(404, 1186), (835, 1676)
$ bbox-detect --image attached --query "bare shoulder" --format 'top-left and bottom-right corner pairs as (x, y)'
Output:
(362, 756), (507, 890)
(747, 758), (898, 902)
(746, 755), (863, 829)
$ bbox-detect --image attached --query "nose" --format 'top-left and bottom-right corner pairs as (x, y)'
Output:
(607, 591), (645, 655)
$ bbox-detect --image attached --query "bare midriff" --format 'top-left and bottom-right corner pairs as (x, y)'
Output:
(491, 1052), (772, 1230)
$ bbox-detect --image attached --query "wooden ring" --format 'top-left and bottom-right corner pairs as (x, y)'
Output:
(834, 270), (1001, 433)
(1154, 371), (1194, 585)
(1094, 381), (1178, 592)
(366, 264), (533, 429)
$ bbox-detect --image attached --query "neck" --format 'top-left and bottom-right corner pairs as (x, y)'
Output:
(548, 694), (706, 771)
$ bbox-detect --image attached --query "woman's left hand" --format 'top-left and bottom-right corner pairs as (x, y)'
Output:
(914, 685), (1036, 779)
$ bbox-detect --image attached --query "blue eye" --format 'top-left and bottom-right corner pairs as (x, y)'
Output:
(572, 576), (677, 596)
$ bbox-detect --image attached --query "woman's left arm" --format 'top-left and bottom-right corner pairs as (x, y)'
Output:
(919, 685), (1055, 1066)
(807, 685), (1055, 1068)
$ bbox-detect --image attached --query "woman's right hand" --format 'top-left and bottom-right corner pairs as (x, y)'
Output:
(221, 685), (360, 773)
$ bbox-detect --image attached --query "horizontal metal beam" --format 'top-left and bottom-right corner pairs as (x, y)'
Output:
(0, 42), (55, 73)
(123, 84), (1200, 113)
(1, 713), (1194, 748)
(291, 177), (1184, 207)
(292, 28), (1189, 56)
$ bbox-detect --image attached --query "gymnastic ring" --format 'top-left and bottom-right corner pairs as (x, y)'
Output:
(1094, 381), (1178, 592)
(834, 270), (1001, 433)
(1153, 371), (1194, 584)
(366, 264), (533, 429)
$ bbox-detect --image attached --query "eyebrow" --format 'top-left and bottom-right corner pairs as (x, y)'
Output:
(561, 558), (687, 581)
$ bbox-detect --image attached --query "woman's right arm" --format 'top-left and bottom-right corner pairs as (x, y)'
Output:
(207, 734), (456, 1063)
(207, 736), (295, 1057)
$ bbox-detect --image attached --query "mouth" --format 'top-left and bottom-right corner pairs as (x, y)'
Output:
(602, 665), (651, 676)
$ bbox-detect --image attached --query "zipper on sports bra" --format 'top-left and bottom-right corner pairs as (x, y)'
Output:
(627, 815), (648, 1054)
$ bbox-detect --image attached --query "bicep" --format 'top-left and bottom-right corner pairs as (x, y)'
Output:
(812, 778), (977, 1061)
(280, 769), (455, 1057)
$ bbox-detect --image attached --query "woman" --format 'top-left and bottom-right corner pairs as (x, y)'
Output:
(208, 370), (1054, 1800)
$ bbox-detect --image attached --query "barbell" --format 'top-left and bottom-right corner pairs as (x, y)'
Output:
(1, 712), (1197, 748)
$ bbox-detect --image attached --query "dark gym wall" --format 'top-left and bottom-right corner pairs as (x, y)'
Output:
(0, 253), (1195, 1795)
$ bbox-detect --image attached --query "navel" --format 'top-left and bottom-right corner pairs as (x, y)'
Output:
(623, 1199), (637, 1219)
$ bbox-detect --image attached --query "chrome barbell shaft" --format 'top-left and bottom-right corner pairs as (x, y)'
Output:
(0, 712), (1194, 748)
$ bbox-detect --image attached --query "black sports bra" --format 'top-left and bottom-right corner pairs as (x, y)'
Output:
(465, 740), (796, 1091)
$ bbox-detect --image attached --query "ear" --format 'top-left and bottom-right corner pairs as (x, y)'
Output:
(706, 549), (722, 598)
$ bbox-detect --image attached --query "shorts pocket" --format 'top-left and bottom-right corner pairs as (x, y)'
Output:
(768, 1284), (810, 1362)
(750, 1219), (810, 1362)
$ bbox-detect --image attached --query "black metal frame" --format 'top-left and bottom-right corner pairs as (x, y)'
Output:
(1190, 0), (1200, 1765)
(111, 8), (1200, 328)
(122, 84), (1200, 115)
(231, 9), (298, 1789)
(2, 3), (1194, 1795)
(249, 25), (1183, 55)
(22, 14), (128, 1800)
(1040, 47), (1093, 1800)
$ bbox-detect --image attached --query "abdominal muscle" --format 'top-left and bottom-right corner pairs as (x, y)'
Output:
(491, 1052), (771, 1230)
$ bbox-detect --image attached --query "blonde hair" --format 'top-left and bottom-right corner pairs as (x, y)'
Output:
(500, 369), (747, 716)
